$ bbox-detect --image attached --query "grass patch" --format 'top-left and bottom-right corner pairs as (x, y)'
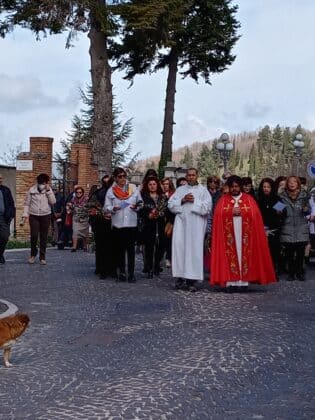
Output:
(7, 240), (31, 249)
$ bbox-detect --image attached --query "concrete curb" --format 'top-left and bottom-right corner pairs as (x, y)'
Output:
(0, 299), (18, 319)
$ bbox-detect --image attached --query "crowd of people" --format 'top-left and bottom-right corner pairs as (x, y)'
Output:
(0, 169), (313, 292)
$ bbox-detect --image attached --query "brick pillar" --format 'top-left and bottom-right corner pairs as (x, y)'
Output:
(70, 144), (99, 196)
(15, 137), (53, 241)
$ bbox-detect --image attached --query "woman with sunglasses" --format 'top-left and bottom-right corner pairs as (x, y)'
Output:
(70, 186), (89, 252)
(104, 167), (138, 282)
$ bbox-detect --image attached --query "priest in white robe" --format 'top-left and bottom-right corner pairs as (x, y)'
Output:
(168, 168), (212, 291)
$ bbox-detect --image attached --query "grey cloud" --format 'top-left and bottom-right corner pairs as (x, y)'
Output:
(174, 116), (220, 148)
(0, 74), (70, 113)
(243, 102), (271, 119)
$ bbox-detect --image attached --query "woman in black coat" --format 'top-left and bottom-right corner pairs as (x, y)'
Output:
(257, 177), (284, 276)
(139, 176), (168, 278)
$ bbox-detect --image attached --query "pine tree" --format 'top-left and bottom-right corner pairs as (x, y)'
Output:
(180, 146), (194, 168)
(0, 0), (129, 176)
(55, 85), (136, 169)
(248, 144), (256, 178)
(196, 144), (213, 180)
(111, 0), (240, 176)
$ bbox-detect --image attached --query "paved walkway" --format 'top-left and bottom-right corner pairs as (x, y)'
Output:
(0, 249), (314, 419)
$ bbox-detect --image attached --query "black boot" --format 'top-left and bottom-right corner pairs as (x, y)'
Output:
(296, 272), (305, 281)
(117, 269), (126, 282)
(128, 273), (136, 283)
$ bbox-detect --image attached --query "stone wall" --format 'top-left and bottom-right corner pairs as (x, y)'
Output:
(15, 139), (99, 241)
(70, 143), (99, 195)
(15, 137), (53, 240)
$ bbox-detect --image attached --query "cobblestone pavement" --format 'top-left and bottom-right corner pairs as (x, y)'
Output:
(0, 249), (314, 419)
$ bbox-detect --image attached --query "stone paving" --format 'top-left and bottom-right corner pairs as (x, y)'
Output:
(0, 248), (314, 419)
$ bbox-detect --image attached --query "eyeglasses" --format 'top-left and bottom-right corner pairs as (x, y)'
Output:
(117, 174), (127, 179)
(76, 191), (83, 194)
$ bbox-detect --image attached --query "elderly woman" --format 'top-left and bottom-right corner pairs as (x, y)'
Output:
(23, 173), (56, 265)
(280, 176), (310, 281)
(71, 186), (89, 252)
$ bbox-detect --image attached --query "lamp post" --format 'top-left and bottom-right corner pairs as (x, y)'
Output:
(216, 133), (233, 173)
(293, 133), (305, 175)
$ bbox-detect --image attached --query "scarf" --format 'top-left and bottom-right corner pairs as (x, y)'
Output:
(112, 183), (133, 200)
(72, 194), (87, 208)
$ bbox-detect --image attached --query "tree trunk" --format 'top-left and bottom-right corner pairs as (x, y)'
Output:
(88, 1), (113, 178)
(159, 50), (178, 177)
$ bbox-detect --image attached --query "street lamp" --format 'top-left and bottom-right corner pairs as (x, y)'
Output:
(216, 133), (233, 172)
(293, 133), (305, 175)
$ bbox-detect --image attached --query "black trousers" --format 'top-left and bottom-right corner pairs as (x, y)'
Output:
(165, 235), (172, 261)
(268, 233), (281, 273)
(0, 216), (10, 257)
(29, 214), (51, 259)
(144, 233), (164, 272)
(93, 219), (115, 276)
(112, 227), (137, 276)
(283, 242), (306, 277)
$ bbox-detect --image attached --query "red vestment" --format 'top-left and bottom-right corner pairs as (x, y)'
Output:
(210, 193), (276, 287)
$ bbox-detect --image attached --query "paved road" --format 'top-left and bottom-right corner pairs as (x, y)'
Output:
(0, 249), (314, 419)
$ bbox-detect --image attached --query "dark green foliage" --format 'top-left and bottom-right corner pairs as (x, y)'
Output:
(196, 142), (222, 179)
(0, 1), (119, 45)
(0, 0), (129, 174)
(180, 146), (194, 168)
(55, 85), (137, 168)
(177, 125), (314, 183)
(110, 0), (240, 175)
(111, 0), (240, 82)
(249, 124), (313, 181)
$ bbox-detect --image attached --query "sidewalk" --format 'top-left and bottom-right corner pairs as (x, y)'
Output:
(0, 248), (314, 419)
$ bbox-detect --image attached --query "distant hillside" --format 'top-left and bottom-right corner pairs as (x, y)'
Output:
(135, 128), (315, 171)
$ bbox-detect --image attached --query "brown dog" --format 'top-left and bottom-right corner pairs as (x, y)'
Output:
(0, 314), (30, 367)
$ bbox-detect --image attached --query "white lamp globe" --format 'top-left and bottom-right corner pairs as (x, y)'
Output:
(295, 133), (303, 141)
(216, 142), (224, 150)
(226, 143), (234, 151)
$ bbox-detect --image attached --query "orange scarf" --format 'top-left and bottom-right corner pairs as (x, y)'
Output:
(112, 183), (133, 200)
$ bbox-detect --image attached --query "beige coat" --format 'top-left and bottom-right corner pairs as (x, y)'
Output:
(23, 185), (56, 217)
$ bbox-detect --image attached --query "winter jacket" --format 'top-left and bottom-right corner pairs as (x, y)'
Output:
(279, 190), (310, 243)
(138, 193), (168, 243)
(257, 194), (284, 231)
(0, 185), (15, 223)
(23, 185), (56, 217)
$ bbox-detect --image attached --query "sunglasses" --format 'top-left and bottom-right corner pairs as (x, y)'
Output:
(117, 174), (127, 179)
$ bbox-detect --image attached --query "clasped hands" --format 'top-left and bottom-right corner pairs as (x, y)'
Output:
(232, 207), (241, 216)
(182, 193), (194, 204)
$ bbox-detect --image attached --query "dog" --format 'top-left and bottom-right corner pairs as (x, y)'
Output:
(0, 314), (30, 367)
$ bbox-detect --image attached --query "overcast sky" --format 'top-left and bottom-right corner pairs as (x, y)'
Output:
(0, 0), (314, 161)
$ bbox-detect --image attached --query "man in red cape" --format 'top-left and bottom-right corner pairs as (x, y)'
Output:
(210, 175), (276, 290)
